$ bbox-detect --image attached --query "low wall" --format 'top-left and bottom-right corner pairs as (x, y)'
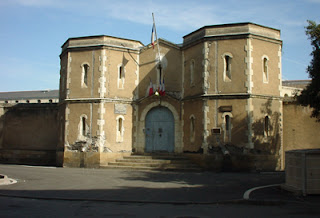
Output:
(283, 149), (320, 195)
(0, 149), (56, 166)
(185, 153), (280, 171)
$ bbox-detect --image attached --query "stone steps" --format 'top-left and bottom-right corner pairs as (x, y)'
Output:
(101, 154), (203, 171)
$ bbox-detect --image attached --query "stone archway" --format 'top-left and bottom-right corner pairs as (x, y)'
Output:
(135, 101), (183, 154)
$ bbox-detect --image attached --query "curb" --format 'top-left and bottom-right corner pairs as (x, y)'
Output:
(0, 174), (17, 186)
(0, 192), (288, 206)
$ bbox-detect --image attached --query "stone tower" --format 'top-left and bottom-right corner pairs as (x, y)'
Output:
(58, 36), (143, 167)
(181, 23), (283, 159)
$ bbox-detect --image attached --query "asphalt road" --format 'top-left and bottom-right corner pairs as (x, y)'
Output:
(2, 196), (319, 218)
(1, 164), (319, 217)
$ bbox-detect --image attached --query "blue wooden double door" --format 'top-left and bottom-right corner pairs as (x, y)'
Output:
(145, 107), (174, 153)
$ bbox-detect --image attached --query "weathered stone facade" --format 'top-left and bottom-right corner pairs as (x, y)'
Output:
(58, 23), (284, 170)
(1, 22), (319, 171)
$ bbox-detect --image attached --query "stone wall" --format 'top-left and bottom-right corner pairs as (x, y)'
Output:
(0, 103), (58, 165)
(282, 101), (320, 163)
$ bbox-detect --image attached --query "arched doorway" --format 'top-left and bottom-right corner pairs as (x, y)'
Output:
(145, 107), (174, 153)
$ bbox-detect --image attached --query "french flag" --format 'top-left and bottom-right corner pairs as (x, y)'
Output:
(148, 78), (154, 96)
(151, 23), (156, 49)
(160, 78), (165, 96)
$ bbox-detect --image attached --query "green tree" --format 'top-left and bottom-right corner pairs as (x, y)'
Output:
(297, 20), (320, 121)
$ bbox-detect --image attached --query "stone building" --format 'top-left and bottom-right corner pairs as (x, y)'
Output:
(1, 22), (319, 170)
(58, 22), (284, 169)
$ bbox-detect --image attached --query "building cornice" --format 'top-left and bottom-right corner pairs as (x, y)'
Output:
(63, 97), (133, 104)
(182, 93), (282, 101)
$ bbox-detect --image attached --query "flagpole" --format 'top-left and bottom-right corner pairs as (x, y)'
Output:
(152, 13), (161, 63)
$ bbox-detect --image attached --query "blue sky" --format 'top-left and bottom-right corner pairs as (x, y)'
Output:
(0, 0), (319, 92)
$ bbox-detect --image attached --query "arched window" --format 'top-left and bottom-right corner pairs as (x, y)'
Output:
(264, 115), (270, 137)
(190, 60), (195, 86)
(119, 66), (124, 80)
(225, 115), (230, 131)
(118, 64), (125, 89)
(81, 63), (89, 87)
(223, 53), (232, 82)
(190, 115), (195, 142)
(222, 112), (233, 143)
(118, 118), (123, 132)
(225, 115), (231, 142)
(82, 116), (87, 136)
(78, 114), (88, 141)
(83, 64), (89, 86)
(116, 116), (125, 142)
(262, 56), (269, 83)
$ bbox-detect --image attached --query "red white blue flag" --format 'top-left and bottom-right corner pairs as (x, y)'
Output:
(159, 78), (165, 96)
(151, 23), (156, 49)
(148, 78), (154, 96)
(162, 78), (165, 96)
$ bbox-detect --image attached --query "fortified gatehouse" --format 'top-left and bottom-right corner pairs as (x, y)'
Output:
(1, 23), (319, 170)
(58, 23), (283, 170)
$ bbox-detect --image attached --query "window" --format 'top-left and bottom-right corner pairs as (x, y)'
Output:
(118, 64), (125, 89)
(225, 115), (230, 131)
(262, 56), (269, 83)
(118, 118), (123, 133)
(225, 115), (231, 142)
(81, 63), (89, 87)
(190, 60), (195, 86)
(116, 116), (125, 142)
(264, 116), (270, 137)
(78, 115), (88, 141)
(223, 53), (232, 82)
(119, 66), (124, 80)
(190, 115), (195, 142)
(82, 117), (86, 136)
(222, 112), (233, 143)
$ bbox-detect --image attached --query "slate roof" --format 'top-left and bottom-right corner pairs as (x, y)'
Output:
(0, 90), (59, 101)
(282, 80), (310, 89)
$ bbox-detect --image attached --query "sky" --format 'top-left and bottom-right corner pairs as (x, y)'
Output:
(0, 0), (319, 92)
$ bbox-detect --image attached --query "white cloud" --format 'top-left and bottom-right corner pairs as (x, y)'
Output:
(93, 1), (223, 30)
(11, 0), (58, 7)
(7, 0), (222, 30)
